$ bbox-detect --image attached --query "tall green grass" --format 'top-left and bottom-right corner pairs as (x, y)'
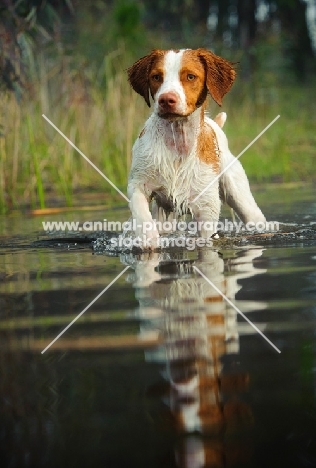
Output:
(223, 83), (316, 183)
(0, 47), (148, 213)
(0, 46), (315, 214)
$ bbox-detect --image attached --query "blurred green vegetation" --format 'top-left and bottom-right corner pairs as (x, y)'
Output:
(0, 0), (315, 213)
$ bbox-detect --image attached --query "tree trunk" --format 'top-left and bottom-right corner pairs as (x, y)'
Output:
(237, 0), (257, 78)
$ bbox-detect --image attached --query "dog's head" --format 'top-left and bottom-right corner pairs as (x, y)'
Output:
(127, 48), (236, 120)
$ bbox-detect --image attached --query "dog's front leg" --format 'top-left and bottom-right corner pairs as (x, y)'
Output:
(190, 184), (221, 238)
(128, 185), (159, 248)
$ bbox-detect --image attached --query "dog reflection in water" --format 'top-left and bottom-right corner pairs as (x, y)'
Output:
(122, 247), (266, 467)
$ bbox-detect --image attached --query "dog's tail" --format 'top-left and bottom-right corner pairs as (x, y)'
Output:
(213, 112), (227, 128)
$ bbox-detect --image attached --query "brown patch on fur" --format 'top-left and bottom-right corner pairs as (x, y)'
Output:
(207, 314), (225, 326)
(127, 50), (166, 107)
(198, 404), (224, 425)
(220, 373), (249, 393)
(180, 50), (208, 113)
(138, 128), (145, 138)
(204, 296), (223, 303)
(197, 122), (220, 170)
(148, 56), (166, 98)
(197, 48), (237, 106)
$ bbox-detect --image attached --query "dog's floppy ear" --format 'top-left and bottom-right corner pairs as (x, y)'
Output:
(127, 50), (163, 107)
(197, 49), (237, 106)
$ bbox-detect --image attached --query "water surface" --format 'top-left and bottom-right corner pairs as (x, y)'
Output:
(1, 184), (316, 468)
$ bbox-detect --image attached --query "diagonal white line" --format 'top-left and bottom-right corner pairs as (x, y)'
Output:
(41, 266), (130, 354)
(192, 115), (280, 203)
(42, 114), (130, 203)
(193, 266), (281, 353)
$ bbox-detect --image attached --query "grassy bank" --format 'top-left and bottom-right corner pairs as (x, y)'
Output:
(224, 83), (316, 183)
(0, 46), (315, 214)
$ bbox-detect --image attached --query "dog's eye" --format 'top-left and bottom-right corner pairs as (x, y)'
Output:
(151, 74), (162, 82)
(187, 74), (196, 81)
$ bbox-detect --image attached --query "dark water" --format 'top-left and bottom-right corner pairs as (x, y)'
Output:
(1, 185), (316, 468)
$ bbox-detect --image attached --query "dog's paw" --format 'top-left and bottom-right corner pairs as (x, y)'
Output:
(133, 234), (160, 250)
(135, 221), (160, 249)
(142, 229), (160, 249)
(134, 252), (161, 286)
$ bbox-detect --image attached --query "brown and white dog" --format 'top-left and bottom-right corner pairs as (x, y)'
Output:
(127, 48), (265, 246)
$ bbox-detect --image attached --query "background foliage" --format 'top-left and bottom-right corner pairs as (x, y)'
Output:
(0, 0), (315, 212)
